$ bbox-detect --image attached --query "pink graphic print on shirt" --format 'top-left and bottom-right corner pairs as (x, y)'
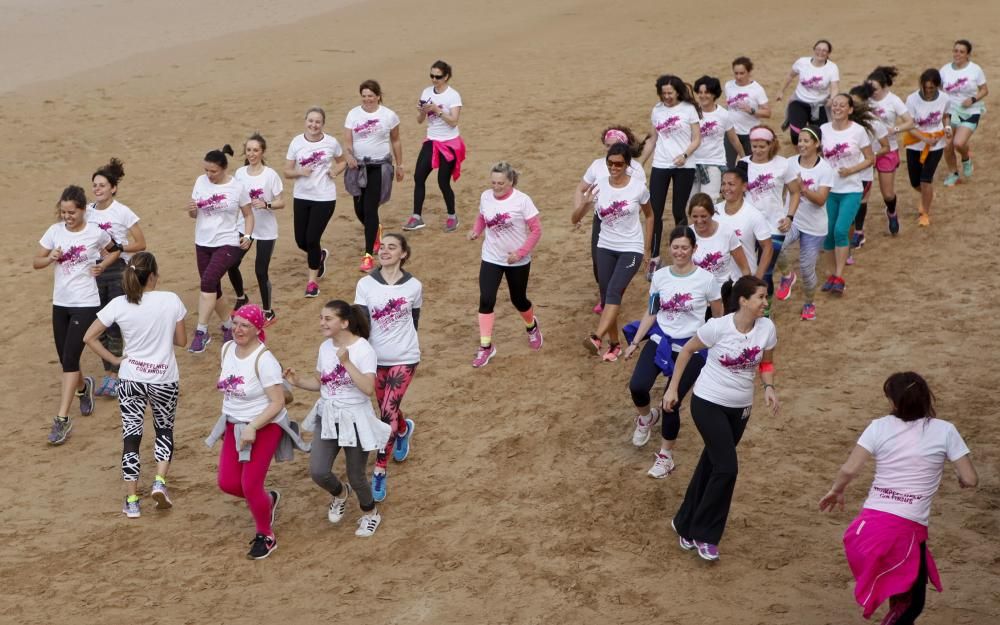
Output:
(695, 251), (725, 275)
(485, 212), (513, 233)
(598, 199), (630, 227)
(746, 172), (776, 202)
(197, 193), (229, 215)
(801, 177), (816, 191)
(353, 118), (381, 137)
(659, 292), (694, 320)
(727, 93), (750, 108)
(655, 116), (681, 135)
(320, 364), (351, 393)
(822, 142), (851, 165)
(97, 222), (113, 232)
(915, 111), (943, 130)
(371, 297), (410, 331)
(249, 188), (264, 201)
(800, 75), (824, 89)
(718, 345), (762, 371)
(217, 374), (246, 399)
(944, 77), (969, 95)
(699, 120), (720, 138)
(298, 150), (329, 168)
(57, 244), (89, 274)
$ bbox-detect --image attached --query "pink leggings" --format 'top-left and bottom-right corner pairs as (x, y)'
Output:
(374, 364), (417, 470)
(217, 422), (281, 536)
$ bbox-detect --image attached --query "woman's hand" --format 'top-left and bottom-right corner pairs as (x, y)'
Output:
(239, 423), (257, 450)
(662, 387), (679, 411)
(186, 200), (199, 217)
(239, 235), (253, 251)
(336, 346), (349, 363)
(837, 167), (852, 178)
(764, 385), (780, 416)
(49, 247), (63, 263)
(283, 367), (300, 387)
(581, 183), (599, 206)
(467, 229), (479, 241)
(395, 166), (404, 182)
(90, 264), (105, 277)
(346, 154), (359, 170)
(818, 489), (845, 512)
(623, 343), (639, 360)
(250, 198), (267, 211)
(673, 153), (687, 167)
(506, 251), (522, 264)
(778, 217), (792, 233)
(298, 164), (315, 177)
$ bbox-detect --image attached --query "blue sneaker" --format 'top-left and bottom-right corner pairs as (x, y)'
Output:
(393, 418), (415, 462)
(371, 471), (387, 502)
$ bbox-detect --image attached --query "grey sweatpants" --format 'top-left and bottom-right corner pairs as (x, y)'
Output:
(310, 432), (375, 511)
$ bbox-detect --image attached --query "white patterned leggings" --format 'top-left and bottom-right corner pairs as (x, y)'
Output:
(117, 380), (179, 481)
(776, 224), (826, 302)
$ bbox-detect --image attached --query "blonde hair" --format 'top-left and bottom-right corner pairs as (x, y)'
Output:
(490, 161), (519, 186)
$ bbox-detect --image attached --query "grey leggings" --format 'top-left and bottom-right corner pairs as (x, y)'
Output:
(776, 224), (825, 303)
(596, 247), (642, 306)
(309, 431), (374, 511)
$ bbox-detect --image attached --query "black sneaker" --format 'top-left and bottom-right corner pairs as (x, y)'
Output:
(233, 295), (249, 311)
(269, 490), (280, 526)
(247, 533), (277, 560)
(317, 248), (329, 279)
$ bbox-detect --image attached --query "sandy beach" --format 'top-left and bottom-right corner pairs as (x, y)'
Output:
(1, 0), (997, 623)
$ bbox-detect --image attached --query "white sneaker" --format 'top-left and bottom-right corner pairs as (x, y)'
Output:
(355, 510), (382, 537)
(327, 483), (352, 524)
(631, 408), (660, 447)
(647, 452), (675, 478)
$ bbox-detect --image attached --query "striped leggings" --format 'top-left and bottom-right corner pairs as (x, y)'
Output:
(118, 380), (179, 481)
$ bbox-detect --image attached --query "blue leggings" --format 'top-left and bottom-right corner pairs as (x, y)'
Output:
(824, 192), (862, 250)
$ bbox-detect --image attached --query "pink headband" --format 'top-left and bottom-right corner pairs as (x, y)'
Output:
(604, 129), (629, 145)
(233, 304), (266, 343)
(749, 127), (775, 142)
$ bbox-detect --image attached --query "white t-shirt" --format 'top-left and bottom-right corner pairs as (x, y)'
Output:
(97, 291), (186, 384)
(871, 92), (909, 151)
(791, 57), (840, 104)
(582, 157), (646, 185)
(861, 120), (889, 182)
(355, 274), (422, 366)
(741, 155), (797, 233)
(939, 61), (987, 115)
(858, 415), (971, 526)
(819, 122), (871, 193)
(219, 342), (287, 422)
(694, 314), (777, 408)
(420, 86), (462, 141)
(317, 338), (377, 404)
(285, 133), (343, 201)
(39, 222), (113, 307)
(724, 80), (769, 135)
(693, 222), (742, 286)
(191, 175), (243, 248)
(235, 166), (284, 240)
(650, 267), (720, 347)
(906, 91), (951, 151)
(344, 105), (401, 160)
(713, 201), (770, 282)
(86, 200), (140, 262)
(595, 176), (650, 255)
(651, 101), (700, 169)
(693, 107), (735, 166)
(786, 157), (834, 237)
(478, 189), (540, 267)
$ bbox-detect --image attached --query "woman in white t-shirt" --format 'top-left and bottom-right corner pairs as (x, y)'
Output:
(344, 80), (404, 272)
(713, 169), (773, 286)
(83, 252), (187, 519)
(776, 39), (840, 145)
(639, 74), (702, 276)
(941, 39), (989, 187)
(691, 75), (746, 202)
(904, 69), (952, 229)
(467, 163), (543, 368)
(354, 233), (421, 502)
(846, 85), (890, 254)
(34, 185), (119, 445)
(284, 107), (347, 298)
(404, 60), (465, 233)
(664, 275), (779, 561)
(187, 145), (254, 353)
(573, 143), (654, 362)
(285, 301), (387, 538)
(687, 193), (749, 294)
(88, 157), (146, 398)
(623, 226), (722, 479)
(866, 66), (915, 236)
(820, 372), (978, 624)
(724, 56), (772, 167)
(574, 126), (647, 315)
(229, 133), (285, 327)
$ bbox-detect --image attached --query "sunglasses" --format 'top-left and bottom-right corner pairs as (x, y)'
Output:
(606, 160), (628, 168)
(430, 74), (446, 80)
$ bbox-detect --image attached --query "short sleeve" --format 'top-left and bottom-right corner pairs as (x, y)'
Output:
(892, 96), (908, 117)
(721, 109), (734, 131)
(819, 164), (836, 189)
(331, 140), (344, 158)
(343, 110), (355, 130)
(829, 62), (840, 82)
(269, 169), (284, 197)
(856, 420), (880, 453)
(191, 180), (200, 200)
(386, 109), (401, 130)
(945, 423), (971, 462)
(123, 205), (141, 228)
(286, 138), (298, 161)
(781, 160), (798, 185)
(39, 225), (56, 249)
(450, 90), (463, 108)
(637, 185), (651, 204)
(96, 297), (119, 327)
(791, 57), (805, 75)
(315, 346), (324, 374)
(727, 230), (741, 252)
(173, 295), (188, 322)
(412, 280), (424, 309)
(238, 182), (251, 206)
(582, 161), (598, 185)
(686, 103), (699, 124)
(522, 194), (540, 220)
(975, 66), (987, 86)
(696, 316), (722, 347)
(856, 125), (871, 148)
(97, 230), (113, 248)
(763, 319), (777, 350)
(752, 212), (770, 240)
(354, 278), (368, 307)
(257, 351), (284, 388)
(755, 83), (769, 104)
(706, 275), (722, 301)
(356, 343), (378, 375)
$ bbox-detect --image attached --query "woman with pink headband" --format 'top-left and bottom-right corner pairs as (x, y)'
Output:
(574, 126), (646, 314)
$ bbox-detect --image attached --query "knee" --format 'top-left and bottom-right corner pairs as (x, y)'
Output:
(629, 386), (651, 408)
(217, 473), (242, 497)
(478, 296), (497, 314)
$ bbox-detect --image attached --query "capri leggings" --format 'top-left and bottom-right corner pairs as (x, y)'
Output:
(374, 364), (417, 470)
(906, 149), (944, 188)
(786, 99), (828, 144)
(650, 167), (696, 254)
(629, 341), (706, 441)
(413, 140), (456, 216)
(218, 422), (282, 537)
(854, 180), (874, 231)
(596, 248), (642, 306)
(590, 213), (601, 285)
(776, 224), (825, 302)
(96, 258), (126, 372)
(353, 164), (384, 255)
(293, 198), (336, 270)
(227, 239), (277, 310)
(479, 261), (532, 314)
(196, 244), (242, 297)
(52, 305), (99, 373)
(824, 192), (863, 250)
(118, 380), (179, 481)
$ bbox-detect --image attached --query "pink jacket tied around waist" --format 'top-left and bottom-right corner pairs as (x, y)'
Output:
(427, 137), (466, 181)
(844, 508), (942, 619)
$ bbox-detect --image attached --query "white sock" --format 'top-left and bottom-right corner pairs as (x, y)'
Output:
(197, 323), (208, 333)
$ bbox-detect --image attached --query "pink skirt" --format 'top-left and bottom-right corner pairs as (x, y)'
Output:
(875, 149), (900, 173)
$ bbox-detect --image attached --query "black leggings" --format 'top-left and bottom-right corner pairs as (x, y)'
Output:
(628, 342), (706, 441)
(649, 167), (695, 255)
(725, 134), (752, 169)
(52, 305), (99, 373)
(894, 541), (928, 625)
(353, 164), (383, 254)
(413, 140), (456, 216)
(293, 198), (336, 270)
(786, 99), (828, 145)
(906, 149), (943, 188)
(479, 261), (532, 314)
(590, 212), (601, 285)
(227, 238), (277, 310)
(96, 259), (126, 372)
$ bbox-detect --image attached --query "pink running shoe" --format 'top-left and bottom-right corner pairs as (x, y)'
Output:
(526, 320), (543, 350)
(592, 301), (604, 315)
(775, 272), (797, 301)
(472, 344), (496, 368)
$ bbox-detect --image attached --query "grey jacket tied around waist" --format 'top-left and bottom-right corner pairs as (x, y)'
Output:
(205, 411), (310, 463)
(344, 156), (394, 205)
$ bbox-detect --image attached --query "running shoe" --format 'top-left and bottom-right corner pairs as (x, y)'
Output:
(221, 324), (234, 343)
(602, 343), (622, 362)
(671, 519), (695, 551)
(846, 252), (855, 266)
(830, 276), (845, 296)
(373, 224), (383, 253)
(879, 598), (912, 625)
(526, 320), (543, 351)
(472, 344), (497, 368)
(963, 158), (973, 178)
(95, 374), (116, 398)
(247, 534), (277, 560)
(592, 301), (603, 315)
(123, 496), (141, 519)
(887, 210), (899, 236)
(402, 215), (426, 231)
(444, 215), (459, 233)
(820, 276), (836, 292)
(851, 231), (865, 248)
(800, 303), (817, 321)
(644, 257), (659, 281)
(648, 452), (675, 478)
(317, 248), (329, 279)
(355, 511), (382, 537)
(372, 471), (387, 503)
(264, 310), (278, 327)
(631, 408), (660, 447)
(359, 254), (375, 272)
(77, 376), (95, 416)
(775, 272), (797, 301)
(583, 334), (602, 355)
(694, 540), (720, 561)
(328, 483), (352, 524)
(917, 212), (930, 227)
(304, 281), (320, 298)
(151, 479), (173, 509)
(393, 418), (415, 462)
(47, 416), (72, 445)
(233, 295), (249, 311)
(188, 330), (211, 353)
(943, 172), (960, 187)
(269, 490), (280, 525)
